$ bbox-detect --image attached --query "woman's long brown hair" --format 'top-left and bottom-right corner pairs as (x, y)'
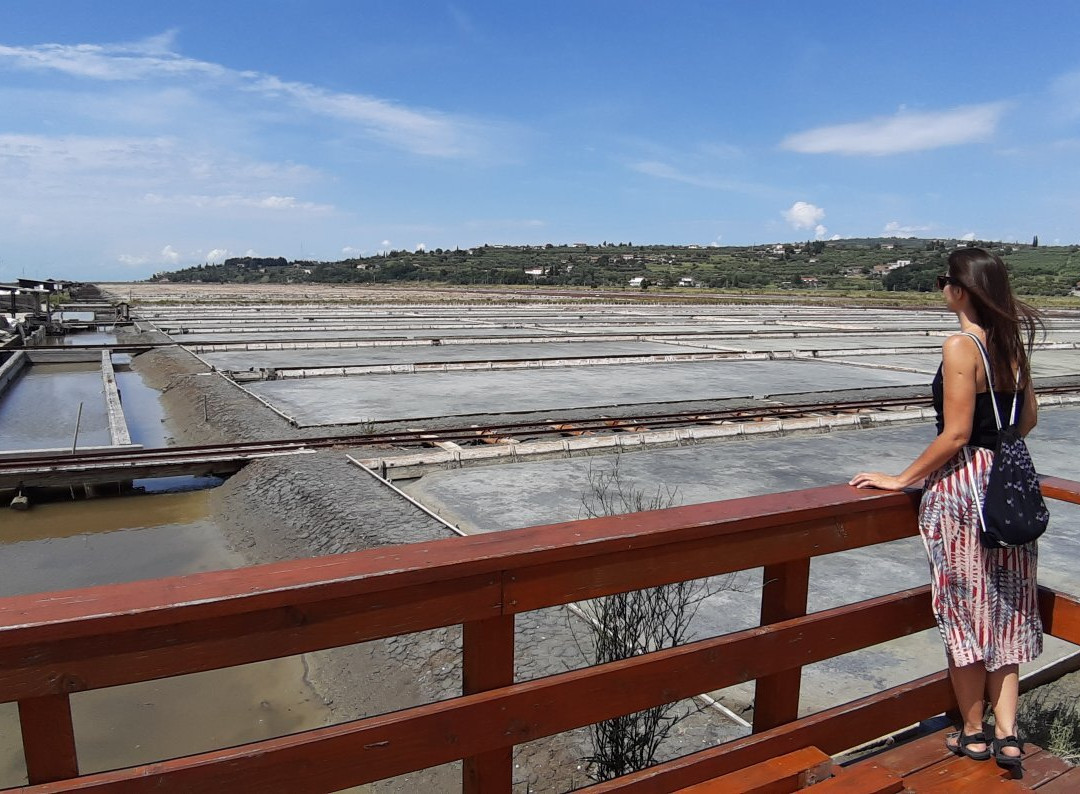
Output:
(947, 247), (1044, 390)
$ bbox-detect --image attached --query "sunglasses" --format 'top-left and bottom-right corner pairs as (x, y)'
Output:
(936, 274), (958, 290)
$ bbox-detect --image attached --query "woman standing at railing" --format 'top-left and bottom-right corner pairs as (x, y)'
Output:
(849, 247), (1044, 769)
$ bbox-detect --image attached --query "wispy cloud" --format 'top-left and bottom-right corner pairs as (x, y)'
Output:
(629, 160), (777, 197)
(463, 218), (546, 230)
(781, 103), (1009, 156)
(1050, 69), (1080, 120)
(883, 220), (932, 237)
(0, 133), (319, 185)
(0, 35), (503, 159)
(141, 192), (333, 212)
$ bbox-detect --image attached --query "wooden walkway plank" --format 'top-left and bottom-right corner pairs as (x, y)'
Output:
(1031, 764), (1080, 792)
(673, 746), (833, 793)
(890, 751), (1020, 792)
(862, 729), (1074, 792)
(1009, 747), (1073, 787)
(798, 762), (903, 793)
(864, 727), (956, 777)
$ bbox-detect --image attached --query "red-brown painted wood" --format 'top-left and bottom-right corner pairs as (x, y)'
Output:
(0, 486), (921, 703)
(10, 588), (935, 793)
(672, 746), (832, 792)
(0, 574), (504, 700)
(1041, 476), (1080, 505)
(18, 694), (78, 784)
(1035, 765), (1080, 792)
(799, 763), (903, 793)
(504, 506), (919, 613)
(1039, 587), (1080, 645)
(587, 671), (954, 793)
(869, 726), (954, 777)
(462, 614), (515, 794)
(1010, 748), (1075, 788)
(0, 484), (916, 650)
(0, 477), (1075, 793)
(753, 558), (810, 733)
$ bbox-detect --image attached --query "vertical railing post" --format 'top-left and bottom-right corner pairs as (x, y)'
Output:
(753, 558), (811, 732)
(18, 694), (79, 784)
(462, 614), (515, 793)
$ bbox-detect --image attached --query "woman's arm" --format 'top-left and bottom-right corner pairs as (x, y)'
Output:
(1018, 381), (1038, 437)
(849, 335), (979, 490)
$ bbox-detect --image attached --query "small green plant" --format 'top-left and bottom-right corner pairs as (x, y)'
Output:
(1018, 689), (1080, 763)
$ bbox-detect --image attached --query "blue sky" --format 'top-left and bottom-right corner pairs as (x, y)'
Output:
(2, 1), (1079, 281)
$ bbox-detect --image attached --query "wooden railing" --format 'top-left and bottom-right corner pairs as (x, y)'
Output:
(2, 478), (1079, 793)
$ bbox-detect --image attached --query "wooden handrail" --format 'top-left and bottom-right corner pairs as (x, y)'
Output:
(1041, 475), (1080, 505)
(1, 476), (1076, 792)
(0, 484), (920, 700)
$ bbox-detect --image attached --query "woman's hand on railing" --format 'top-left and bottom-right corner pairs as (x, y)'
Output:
(849, 471), (907, 491)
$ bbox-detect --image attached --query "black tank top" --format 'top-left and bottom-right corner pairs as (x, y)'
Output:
(931, 363), (1022, 449)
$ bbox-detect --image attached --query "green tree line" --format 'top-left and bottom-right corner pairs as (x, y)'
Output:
(151, 239), (1080, 297)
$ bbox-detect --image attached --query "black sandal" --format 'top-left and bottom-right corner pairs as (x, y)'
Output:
(946, 730), (991, 761)
(993, 735), (1024, 768)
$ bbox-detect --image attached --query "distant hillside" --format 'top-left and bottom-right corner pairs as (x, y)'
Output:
(150, 239), (1080, 297)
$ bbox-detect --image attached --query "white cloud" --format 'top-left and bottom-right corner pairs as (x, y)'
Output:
(830, 234), (841, 241)
(781, 103), (1009, 156)
(140, 193), (332, 213)
(415, 243), (426, 251)
(0, 36), (502, 159)
(463, 218), (546, 230)
(342, 246), (364, 256)
(206, 248), (230, 263)
(813, 224), (828, 239)
(116, 243), (182, 267)
(1050, 69), (1080, 120)
(629, 160), (774, 196)
(783, 201), (826, 230)
(884, 221), (932, 237)
(381, 239), (391, 247)
(0, 135), (323, 212)
(961, 232), (977, 241)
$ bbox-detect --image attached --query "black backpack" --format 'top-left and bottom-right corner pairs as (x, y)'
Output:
(962, 333), (1049, 549)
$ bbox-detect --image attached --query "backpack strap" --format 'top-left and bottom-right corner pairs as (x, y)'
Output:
(962, 446), (989, 537)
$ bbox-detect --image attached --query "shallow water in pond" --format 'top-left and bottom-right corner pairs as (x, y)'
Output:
(0, 364), (111, 450)
(0, 492), (332, 786)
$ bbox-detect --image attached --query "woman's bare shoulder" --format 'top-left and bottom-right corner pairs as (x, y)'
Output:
(941, 333), (981, 369)
(942, 333), (979, 353)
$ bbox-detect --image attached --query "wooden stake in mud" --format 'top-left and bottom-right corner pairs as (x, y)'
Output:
(70, 401), (83, 454)
(203, 394), (209, 423)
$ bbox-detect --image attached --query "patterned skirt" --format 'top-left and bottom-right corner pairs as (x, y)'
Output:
(918, 447), (1042, 671)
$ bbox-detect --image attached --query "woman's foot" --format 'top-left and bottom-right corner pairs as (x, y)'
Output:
(992, 735), (1023, 768)
(945, 730), (991, 761)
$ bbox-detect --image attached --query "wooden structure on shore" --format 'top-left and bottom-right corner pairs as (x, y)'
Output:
(1, 478), (1078, 792)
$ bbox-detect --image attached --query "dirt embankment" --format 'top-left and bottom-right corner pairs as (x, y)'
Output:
(129, 334), (593, 791)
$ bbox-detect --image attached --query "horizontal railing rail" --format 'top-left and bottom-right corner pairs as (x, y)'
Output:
(1, 477), (1077, 792)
